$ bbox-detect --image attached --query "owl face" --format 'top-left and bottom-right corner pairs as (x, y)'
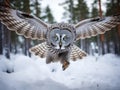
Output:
(48, 28), (75, 50)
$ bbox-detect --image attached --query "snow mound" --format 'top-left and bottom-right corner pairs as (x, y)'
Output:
(0, 54), (120, 90)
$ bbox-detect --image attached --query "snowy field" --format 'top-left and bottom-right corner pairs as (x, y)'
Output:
(0, 53), (120, 90)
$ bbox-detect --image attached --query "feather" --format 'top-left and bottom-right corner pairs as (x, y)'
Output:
(0, 6), (48, 40)
(29, 42), (47, 58)
(75, 15), (120, 40)
(70, 45), (87, 61)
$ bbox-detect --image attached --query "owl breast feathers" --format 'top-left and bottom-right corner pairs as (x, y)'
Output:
(0, 5), (120, 70)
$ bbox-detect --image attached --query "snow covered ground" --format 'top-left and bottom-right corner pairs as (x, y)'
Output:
(0, 53), (120, 90)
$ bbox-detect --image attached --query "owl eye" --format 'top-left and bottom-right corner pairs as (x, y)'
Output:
(63, 36), (69, 41)
(54, 35), (58, 41)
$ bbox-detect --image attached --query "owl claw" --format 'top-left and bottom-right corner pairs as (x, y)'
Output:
(62, 61), (70, 71)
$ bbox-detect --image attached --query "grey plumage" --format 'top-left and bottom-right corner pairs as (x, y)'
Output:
(0, 7), (48, 40)
(29, 42), (86, 61)
(75, 16), (120, 40)
(0, 5), (120, 70)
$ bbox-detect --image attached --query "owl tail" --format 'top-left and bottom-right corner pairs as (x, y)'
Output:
(29, 42), (47, 58)
(70, 44), (87, 61)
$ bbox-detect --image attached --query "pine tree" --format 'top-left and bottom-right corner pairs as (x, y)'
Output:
(60, 0), (75, 23)
(31, 0), (41, 18)
(10, 0), (32, 56)
(106, 0), (120, 55)
(3, 25), (11, 58)
(22, 0), (31, 56)
(74, 0), (89, 21)
(0, 0), (3, 54)
(0, 22), (3, 55)
(90, 0), (99, 55)
(91, 0), (99, 17)
(2, 0), (11, 58)
(9, 0), (24, 54)
(42, 5), (55, 23)
(74, 0), (89, 53)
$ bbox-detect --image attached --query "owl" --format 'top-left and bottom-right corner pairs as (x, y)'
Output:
(0, 5), (120, 70)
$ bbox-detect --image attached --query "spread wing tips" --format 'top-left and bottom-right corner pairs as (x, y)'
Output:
(0, 5), (48, 40)
(75, 15), (120, 40)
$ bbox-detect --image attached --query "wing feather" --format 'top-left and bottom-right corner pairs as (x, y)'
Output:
(75, 15), (120, 40)
(70, 45), (87, 61)
(0, 6), (48, 40)
(29, 42), (47, 58)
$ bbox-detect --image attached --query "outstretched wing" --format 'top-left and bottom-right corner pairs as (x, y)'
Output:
(0, 5), (48, 40)
(29, 42), (47, 58)
(70, 45), (87, 61)
(75, 15), (120, 40)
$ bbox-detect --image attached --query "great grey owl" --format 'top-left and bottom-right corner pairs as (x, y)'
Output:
(0, 5), (120, 70)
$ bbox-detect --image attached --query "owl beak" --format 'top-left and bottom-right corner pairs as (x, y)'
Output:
(59, 41), (62, 48)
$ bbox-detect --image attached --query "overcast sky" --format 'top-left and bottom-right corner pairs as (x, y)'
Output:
(41, 0), (107, 22)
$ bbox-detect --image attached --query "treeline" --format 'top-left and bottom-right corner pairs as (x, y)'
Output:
(0, 0), (120, 59)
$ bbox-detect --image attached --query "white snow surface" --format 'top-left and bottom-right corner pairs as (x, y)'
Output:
(0, 53), (120, 90)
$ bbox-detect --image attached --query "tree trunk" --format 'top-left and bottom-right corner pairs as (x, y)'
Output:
(98, 0), (105, 55)
(4, 26), (10, 59)
(24, 38), (27, 56)
(0, 22), (3, 54)
(24, 38), (31, 57)
(117, 0), (120, 55)
(14, 38), (17, 54)
(106, 33), (110, 53)
(113, 29), (119, 54)
(26, 38), (31, 57)
(117, 25), (120, 55)
(86, 39), (89, 54)
(97, 35), (101, 55)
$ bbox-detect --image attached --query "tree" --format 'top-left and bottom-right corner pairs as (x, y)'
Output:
(74, 0), (89, 53)
(106, 0), (120, 55)
(91, 0), (99, 18)
(42, 5), (55, 23)
(0, 0), (3, 55)
(90, 0), (105, 55)
(9, 0), (24, 54)
(3, 26), (11, 58)
(31, 0), (41, 18)
(74, 0), (89, 21)
(1, 0), (11, 58)
(22, 0), (31, 56)
(90, 0), (99, 55)
(98, 0), (106, 55)
(11, 0), (32, 56)
(60, 0), (75, 23)
(0, 22), (3, 55)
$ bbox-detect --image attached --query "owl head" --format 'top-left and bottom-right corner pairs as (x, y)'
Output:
(47, 23), (76, 50)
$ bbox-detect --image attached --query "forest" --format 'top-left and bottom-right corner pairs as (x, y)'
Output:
(0, 0), (120, 59)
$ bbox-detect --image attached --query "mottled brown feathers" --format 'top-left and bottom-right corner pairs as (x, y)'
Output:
(29, 42), (87, 61)
(75, 15), (120, 40)
(0, 6), (48, 40)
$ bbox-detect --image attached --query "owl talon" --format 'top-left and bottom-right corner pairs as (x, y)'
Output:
(62, 61), (70, 71)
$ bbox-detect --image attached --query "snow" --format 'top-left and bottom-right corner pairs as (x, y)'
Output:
(0, 53), (120, 90)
